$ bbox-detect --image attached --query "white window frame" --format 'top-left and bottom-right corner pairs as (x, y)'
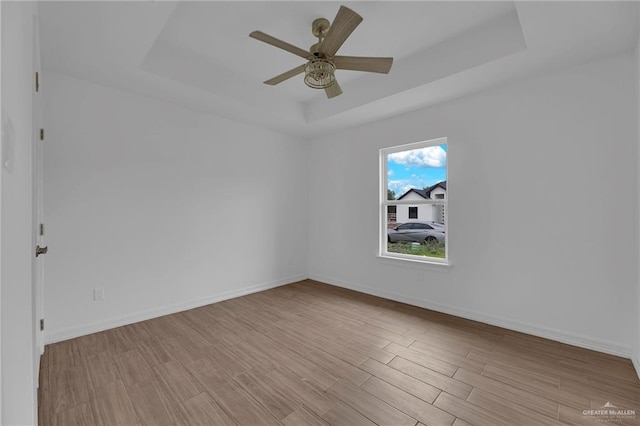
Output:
(379, 137), (449, 265)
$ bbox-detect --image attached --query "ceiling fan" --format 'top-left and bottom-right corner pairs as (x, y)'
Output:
(249, 5), (393, 99)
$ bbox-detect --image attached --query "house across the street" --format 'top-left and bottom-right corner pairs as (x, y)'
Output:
(388, 181), (446, 225)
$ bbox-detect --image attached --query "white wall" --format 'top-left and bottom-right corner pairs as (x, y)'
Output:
(309, 51), (638, 357)
(1, 4), (4, 421)
(43, 72), (308, 342)
(635, 7), (640, 377)
(1, 2), (38, 425)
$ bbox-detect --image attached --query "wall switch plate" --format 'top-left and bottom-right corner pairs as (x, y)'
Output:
(93, 288), (105, 301)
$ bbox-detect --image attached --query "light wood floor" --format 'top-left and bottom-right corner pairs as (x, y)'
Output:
(39, 280), (640, 426)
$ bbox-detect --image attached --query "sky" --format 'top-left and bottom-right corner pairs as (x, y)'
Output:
(387, 143), (447, 198)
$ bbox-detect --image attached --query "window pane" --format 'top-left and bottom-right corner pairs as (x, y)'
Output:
(386, 202), (446, 259)
(408, 206), (418, 219)
(387, 143), (447, 205)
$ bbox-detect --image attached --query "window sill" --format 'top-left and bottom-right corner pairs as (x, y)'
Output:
(378, 254), (452, 272)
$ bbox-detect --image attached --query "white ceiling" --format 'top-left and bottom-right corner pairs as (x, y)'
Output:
(39, 1), (638, 138)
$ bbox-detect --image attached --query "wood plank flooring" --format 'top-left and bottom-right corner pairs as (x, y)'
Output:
(39, 280), (640, 426)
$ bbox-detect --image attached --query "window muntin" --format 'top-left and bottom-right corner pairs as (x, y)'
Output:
(380, 138), (448, 263)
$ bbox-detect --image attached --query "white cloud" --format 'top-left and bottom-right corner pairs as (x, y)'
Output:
(387, 170), (393, 176)
(388, 178), (428, 197)
(388, 146), (446, 168)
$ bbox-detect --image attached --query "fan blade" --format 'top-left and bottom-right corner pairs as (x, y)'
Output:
(250, 31), (310, 59)
(325, 80), (343, 99)
(320, 6), (363, 57)
(334, 56), (393, 74)
(264, 64), (306, 85)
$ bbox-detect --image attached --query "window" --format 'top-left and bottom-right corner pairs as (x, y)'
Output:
(381, 137), (448, 263)
(413, 223), (433, 230)
(387, 205), (397, 223)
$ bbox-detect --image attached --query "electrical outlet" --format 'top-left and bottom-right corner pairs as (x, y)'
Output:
(93, 288), (105, 301)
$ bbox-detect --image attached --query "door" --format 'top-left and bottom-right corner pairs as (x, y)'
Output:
(32, 14), (45, 364)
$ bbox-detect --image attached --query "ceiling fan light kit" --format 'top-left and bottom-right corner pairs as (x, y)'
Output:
(304, 58), (336, 89)
(250, 5), (393, 99)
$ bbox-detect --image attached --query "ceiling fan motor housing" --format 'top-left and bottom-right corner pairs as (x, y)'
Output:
(312, 17), (330, 39)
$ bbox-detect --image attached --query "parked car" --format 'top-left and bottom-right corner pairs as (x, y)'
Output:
(387, 222), (445, 243)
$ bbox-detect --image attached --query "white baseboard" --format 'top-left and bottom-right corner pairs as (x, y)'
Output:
(46, 272), (634, 361)
(309, 273), (632, 359)
(633, 353), (640, 381)
(45, 274), (307, 344)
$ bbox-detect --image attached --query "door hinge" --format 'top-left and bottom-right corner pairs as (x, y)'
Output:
(35, 72), (39, 92)
(39, 223), (45, 236)
(40, 319), (44, 331)
(40, 129), (44, 141)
